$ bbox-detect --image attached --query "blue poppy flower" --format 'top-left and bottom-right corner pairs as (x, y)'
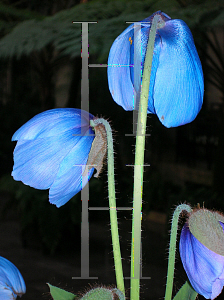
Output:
(12, 108), (95, 207)
(0, 256), (26, 299)
(179, 210), (224, 300)
(107, 11), (204, 128)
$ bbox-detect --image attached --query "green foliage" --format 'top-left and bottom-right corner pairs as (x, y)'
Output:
(0, 0), (223, 60)
(47, 285), (125, 300)
(48, 284), (77, 300)
(0, 19), (69, 58)
(0, 2), (44, 37)
(0, 2), (43, 21)
(172, 281), (197, 300)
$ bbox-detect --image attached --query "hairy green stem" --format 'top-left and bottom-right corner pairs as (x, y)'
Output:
(165, 204), (192, 300)
(90, 118), (125, 296)
(130, 14), (162, 300)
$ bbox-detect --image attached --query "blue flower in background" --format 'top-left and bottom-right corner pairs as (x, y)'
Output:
(0, 256), (26, 299)
(180, 220), (224, 299)
(107, 11), (204, 128)
(12, 108), (95, 207)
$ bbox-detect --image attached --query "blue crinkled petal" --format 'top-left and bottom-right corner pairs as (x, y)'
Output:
(153, 19), (204, 127)
(49, 135), (95, 207)
(12, 129), (84, 189)
(179, 224), (224, 299)
(12, 108), (94, 140)
(0, 257), (26, 298)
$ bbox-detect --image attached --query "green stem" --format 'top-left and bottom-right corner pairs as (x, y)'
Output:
(90, 118), (125, 296)
(130, 14), (164, 300)
(165, 204), (192, 300)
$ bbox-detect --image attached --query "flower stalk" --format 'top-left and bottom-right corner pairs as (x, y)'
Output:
(90, 118), (125, 296)
(130, 14), (163, 300)
(165, 204), (192, 300)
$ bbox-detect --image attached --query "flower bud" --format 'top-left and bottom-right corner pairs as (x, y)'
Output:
(80, 287), (124, 300)
(180, 208), (224, 299)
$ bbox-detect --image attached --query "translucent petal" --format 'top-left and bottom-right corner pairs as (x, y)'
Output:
(49, 135), (95, 207)
(212, 278), (224, 300)
(129, 23), (158, 114)
(107, 24), (136, 110)
(180, 224), (224, 299)
(11, 108), (96, 205)
(12, 129), (84, 189)
(0, 257), (26, 298)
(153, 19), (204, 127)
(0, 273), (15, 299)
(0, 286), (15, 300)
(12, 108), (94, 140)
(107, 11), (204, 128)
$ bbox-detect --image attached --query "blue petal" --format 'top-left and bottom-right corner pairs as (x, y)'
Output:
(0, 257), (26, 298)
(107, 11), (170, 113)
(108, 11), (204, 128)
(153, 19), (204, 127)
(129, 12), (171, 114)
(49, 135), (95, 207)
(12, 129), (84, 189)
(107, 23), (136, 110)
(0, 273), (16, 300)
(0, 286), (16, 300)
(219, 221), (224, 231)
(12, 108), (94, 140)
(12, 108), (95, 205)
(180, 224), (224, 299)
(129, 22), (157, 113)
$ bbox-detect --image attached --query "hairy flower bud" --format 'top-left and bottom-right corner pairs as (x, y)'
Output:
(180, 208), (224, 299)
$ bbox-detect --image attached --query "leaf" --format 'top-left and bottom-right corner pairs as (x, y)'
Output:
(172, 281), (198, 300)
(47, 283), (77, 300)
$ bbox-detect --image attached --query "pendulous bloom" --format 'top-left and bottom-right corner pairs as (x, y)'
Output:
(107, 11), (204, 128)
(179, 209), (224, 299)
(0, 256), (26, 299)
(12, 108), (106, 208)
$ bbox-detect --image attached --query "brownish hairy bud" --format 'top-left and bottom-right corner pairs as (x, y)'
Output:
(83, 122), (107, 178)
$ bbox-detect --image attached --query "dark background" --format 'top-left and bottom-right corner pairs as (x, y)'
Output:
(0, 0), (223, 299)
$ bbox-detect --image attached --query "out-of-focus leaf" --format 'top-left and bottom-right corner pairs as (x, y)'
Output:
(47, 283), (76, 300)
(0, 2), (43, 21)
(0, 0), (223, 60)
(172, 281), (198, 300)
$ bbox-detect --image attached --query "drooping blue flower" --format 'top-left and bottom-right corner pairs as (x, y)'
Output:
(179, 209), (224, 299)
(0, 256), (26, 299)
(12, 108), (96, 207)
(107, 11), (204, 128)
